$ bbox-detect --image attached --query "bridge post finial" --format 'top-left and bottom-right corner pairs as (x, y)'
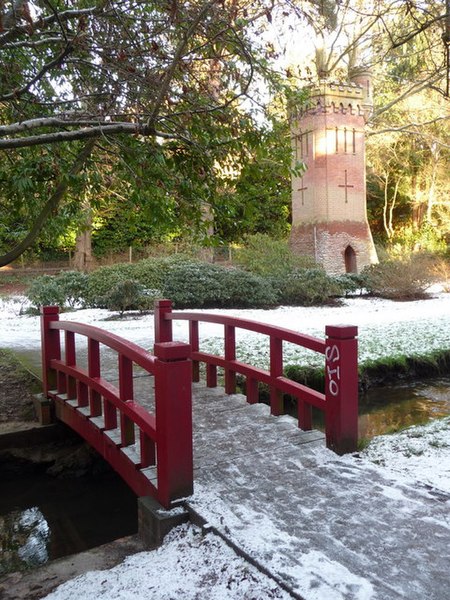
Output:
(40, 306), (61, 399)
(154, 299), (173, 343)
(324, 325), (358, 454)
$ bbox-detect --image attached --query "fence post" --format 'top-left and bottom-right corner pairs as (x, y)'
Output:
(40, 306), (61, 397)
(153, 341), (193, 509)
(154, 299), (173, 343)
(325, 325), (358, 455)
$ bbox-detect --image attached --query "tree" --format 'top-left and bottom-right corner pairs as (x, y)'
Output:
(280, 0), (450, 249)
(0, 0), (279, 265)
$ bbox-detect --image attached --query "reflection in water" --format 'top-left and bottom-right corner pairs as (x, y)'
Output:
(0, 471), (137, 577)
(359, 378), (450, 440)
(17, 507), (50, 566)
(0, 507), (49, 576)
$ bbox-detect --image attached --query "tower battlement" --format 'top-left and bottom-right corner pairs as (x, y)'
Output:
(295, 72), (373, 122)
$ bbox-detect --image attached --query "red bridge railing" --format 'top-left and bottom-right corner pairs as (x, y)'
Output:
(40, 306), (193, 509)
(155, 299), (358, 454)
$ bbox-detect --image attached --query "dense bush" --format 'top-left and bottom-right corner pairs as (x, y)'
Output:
(273, 268), (342, 306)
(54, 271), (89, 307)
(129, 254), (195, 290)
(26, 275), (66, 309)
(25, 251), (353, 313)
(84, 263), (135, 307)
(101, 280), (160, 314)
(332, 273), (368, 296)
(163, 262), (277, 308)
(219, 268), (278, 308)
(432, 257), (450, 292)
(362, 255), (437, 299)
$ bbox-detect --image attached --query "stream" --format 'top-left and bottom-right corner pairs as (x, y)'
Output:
(358, 377), (450, 440)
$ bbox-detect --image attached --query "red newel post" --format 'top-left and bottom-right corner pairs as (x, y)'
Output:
(325, 325), (358, 455)
(40, 306), (61, 397)
(153, 341), (193, 508)
(154, 299), (173, 343)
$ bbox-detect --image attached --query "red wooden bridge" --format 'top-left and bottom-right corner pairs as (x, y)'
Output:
(41, 300), (358, 509)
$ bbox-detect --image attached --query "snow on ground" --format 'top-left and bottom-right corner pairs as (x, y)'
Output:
(43, 523), (292, 600)
(1, 290), (450, 369)
(361, 415), (450, 494)
(1, 291), (450, 599)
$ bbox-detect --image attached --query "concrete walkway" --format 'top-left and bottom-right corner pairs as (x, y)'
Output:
(186, 383), (450, 600)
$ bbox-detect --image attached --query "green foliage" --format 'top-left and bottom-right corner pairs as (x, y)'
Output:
(26, 275), (66, 309)
(387, 224), (447, 257)
(101, 280), (160, 315)
(54, 271), (89, 308)
(129, 254), (196, 290)
(234, 234), (316, 277)
(359, 350), (450, 389)
(84, 263), (136, 308)
(163, 262), (277, 309)
(274, 269), (342, 306)
(218, 268), (278, 308)
(362, 255), (437, 299)
(332, 273), (368, 296)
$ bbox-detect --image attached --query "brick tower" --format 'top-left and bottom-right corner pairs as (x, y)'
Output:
(290, 69), (378, 274)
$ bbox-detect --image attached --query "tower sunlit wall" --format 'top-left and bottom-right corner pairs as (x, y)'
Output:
(290, 69), (378, 274)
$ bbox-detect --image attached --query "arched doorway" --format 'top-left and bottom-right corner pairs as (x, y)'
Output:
(344, 246), (357, 273)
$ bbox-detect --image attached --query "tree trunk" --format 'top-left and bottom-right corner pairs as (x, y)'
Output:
(73, 206), (93, 272)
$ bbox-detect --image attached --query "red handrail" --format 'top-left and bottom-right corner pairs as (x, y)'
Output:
(41, 306), (193, 508)
(154, 299), (358, 454)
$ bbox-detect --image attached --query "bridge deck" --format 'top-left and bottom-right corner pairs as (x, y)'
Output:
(125, 376), (450, 599)
(185, 383), (448, 600)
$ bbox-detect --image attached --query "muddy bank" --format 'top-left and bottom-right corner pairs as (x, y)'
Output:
(0, 534), (147, 600)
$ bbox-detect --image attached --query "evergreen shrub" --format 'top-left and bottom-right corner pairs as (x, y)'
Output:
(84, 263), (135, 307)
(26, 275), (66, 309)
(101, 280), (160, 315)
(234, 234), (316, 277)
(332, 273), (368, 296)
(274, 268), (342, 306)
(54, 271), (89, 307)
(163, 262), (277, 308)
(129, 254), (195, 290)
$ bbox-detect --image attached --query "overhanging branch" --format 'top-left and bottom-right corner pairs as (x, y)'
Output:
(0, 122), (159, 149)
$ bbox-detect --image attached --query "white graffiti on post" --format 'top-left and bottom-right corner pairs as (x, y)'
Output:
(326, 344), (340, 397)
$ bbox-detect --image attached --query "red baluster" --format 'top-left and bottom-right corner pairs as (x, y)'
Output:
(88, 338), (101, 416)
(270, 336), (283, 416)
(189, 320), (200, 382)
(119, 354), (134, 445)
(224, 324), (236, 394)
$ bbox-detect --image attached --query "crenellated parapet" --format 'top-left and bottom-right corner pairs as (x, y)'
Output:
(293, 74), (373, 123)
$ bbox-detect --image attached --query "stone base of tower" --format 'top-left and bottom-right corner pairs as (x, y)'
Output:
(290, 221), (378, 275)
